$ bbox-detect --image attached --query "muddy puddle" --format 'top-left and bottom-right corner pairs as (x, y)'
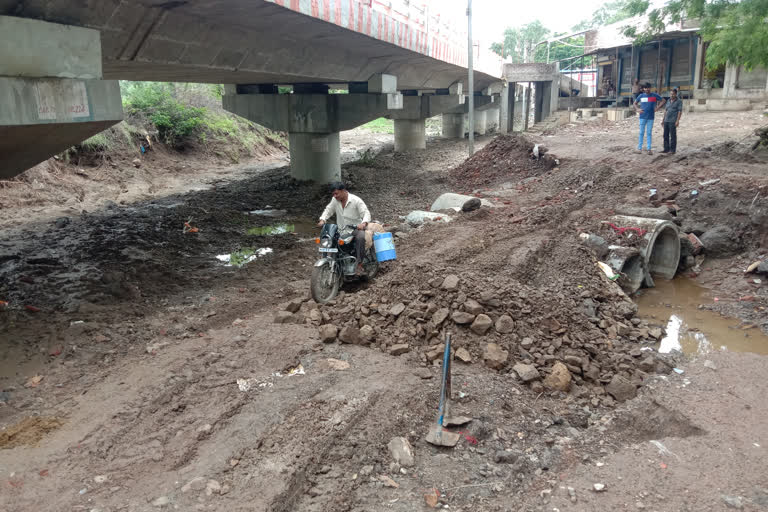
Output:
(636, 277), (768, 355)
(243, 209), (317, 238)
(246, 222), (315, 236)
(216, 247), (274, 267)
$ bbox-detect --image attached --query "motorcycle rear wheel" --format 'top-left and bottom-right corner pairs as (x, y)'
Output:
(311, 263), (341, 304)
(362, 246), (379, 279)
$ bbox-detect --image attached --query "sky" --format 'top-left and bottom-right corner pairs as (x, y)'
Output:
(438, 0), (610, 46)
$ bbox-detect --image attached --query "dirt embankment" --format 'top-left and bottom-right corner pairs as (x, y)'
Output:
(1, 111), (767, 512)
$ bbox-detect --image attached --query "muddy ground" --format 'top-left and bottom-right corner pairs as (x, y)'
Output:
(1, 112), (767, 512)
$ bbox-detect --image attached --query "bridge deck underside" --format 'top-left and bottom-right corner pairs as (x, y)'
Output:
(1, 0), (498, 90)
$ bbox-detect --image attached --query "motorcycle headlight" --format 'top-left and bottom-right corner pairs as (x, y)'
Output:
(321, 239), (331, 248)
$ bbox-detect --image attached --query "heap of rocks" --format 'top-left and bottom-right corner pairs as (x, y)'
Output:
(276, 261), (671, 404)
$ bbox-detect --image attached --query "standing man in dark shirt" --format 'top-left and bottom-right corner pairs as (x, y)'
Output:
(661, 88), (683, 154)
(633, 83), (665, 155)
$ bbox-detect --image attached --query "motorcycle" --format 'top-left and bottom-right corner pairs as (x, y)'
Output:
(311, 223), (379, 303)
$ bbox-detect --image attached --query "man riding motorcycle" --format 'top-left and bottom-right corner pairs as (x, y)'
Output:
(317, 182), (371, 276)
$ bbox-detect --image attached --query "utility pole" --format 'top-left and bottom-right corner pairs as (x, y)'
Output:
(522, 45), (528, 131)
(467, 0), (474, 156)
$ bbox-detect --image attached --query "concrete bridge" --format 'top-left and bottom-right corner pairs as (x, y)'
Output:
(0, 0), (506, 182)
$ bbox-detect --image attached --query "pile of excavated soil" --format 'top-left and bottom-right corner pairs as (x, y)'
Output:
(449, 134), (558, 192)
(277, 211), (674, 406)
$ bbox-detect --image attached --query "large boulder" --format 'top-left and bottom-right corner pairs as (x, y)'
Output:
(430, 193), (493, 212)
(699, 225), (741, 257)
(462, 198), (482, 212)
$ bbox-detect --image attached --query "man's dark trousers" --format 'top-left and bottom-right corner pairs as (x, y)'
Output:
(663, 122), (677, 153)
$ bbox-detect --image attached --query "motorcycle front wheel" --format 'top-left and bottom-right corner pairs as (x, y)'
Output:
(311, 263), (341, 304)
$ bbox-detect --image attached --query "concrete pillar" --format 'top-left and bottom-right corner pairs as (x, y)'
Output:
(499, 84), (510, 133)
(288, 133), (341, 182)
(473, 110), (487, 135)
(223, 88), (403, 182)
(693, 38), (705, 91)
(724, 63), (738, 96)
(485, 108), (499, 132)
(442, 113), (465, 138)
(394, 118), (426, 151)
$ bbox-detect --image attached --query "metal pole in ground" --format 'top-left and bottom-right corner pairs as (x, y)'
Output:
(467, 0), (474, 156)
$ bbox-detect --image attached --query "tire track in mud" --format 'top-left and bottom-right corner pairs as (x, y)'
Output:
(267, 391), (383, 512)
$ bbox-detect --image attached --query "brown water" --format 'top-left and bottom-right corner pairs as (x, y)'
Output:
(635, 278), (768, 355)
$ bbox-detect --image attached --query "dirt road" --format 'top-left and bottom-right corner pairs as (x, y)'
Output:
(1, 111), (767, 511)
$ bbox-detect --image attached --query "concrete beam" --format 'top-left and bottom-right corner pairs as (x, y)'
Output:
(0, 16), (102, 79)
(388, 95), (466, 120)
(442, 95), (493, 114)
(223, 92), (403, 133)
(503, 63), (558, 83)
(0, 77), (123, 179)
(483, 82), (506, 95)
(368, 74), (397, 94)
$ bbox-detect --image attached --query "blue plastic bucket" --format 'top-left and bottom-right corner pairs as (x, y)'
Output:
(373, 232), (397, 262)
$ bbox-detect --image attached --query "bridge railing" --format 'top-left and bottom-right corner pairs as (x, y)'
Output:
(371, 0), (501, 77)
(269, 0), (501, 78)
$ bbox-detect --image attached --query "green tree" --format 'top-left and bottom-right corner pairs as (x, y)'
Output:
(624, 0), (768, 70)
(572, 0), (635, 30)
(490, 21), (550, 63)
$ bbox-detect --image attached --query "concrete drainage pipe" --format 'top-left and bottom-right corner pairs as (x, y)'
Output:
(609, 215), (681, 286)
(605, 246), (646, 294)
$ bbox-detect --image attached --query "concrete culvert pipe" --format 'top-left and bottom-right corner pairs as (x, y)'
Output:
(609, 215), (681, 286)
(605, 246), (646, 294)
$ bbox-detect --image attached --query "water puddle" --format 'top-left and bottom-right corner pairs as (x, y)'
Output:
(248, 208), (288, 217)
(216, 247), (273, 267)
(245, 220), (317, 237)
(635, 277), (768, 355)
(247, 224), (294, 236)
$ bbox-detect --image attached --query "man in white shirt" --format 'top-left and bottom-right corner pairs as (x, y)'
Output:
(317, 182), (372, 275)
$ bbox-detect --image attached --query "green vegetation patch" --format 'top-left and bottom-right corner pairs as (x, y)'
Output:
(363, 118), (394, 134)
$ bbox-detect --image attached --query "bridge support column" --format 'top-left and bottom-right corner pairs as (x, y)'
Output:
(289, 132), (341, 182)
(390, 92), (465, 149)
(223, 76), (403, 182)
(473, 110), (488, 135)
(485, 108), (500, 132)
(394, 119), (426, 151)
(442, 113), (465, 138)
